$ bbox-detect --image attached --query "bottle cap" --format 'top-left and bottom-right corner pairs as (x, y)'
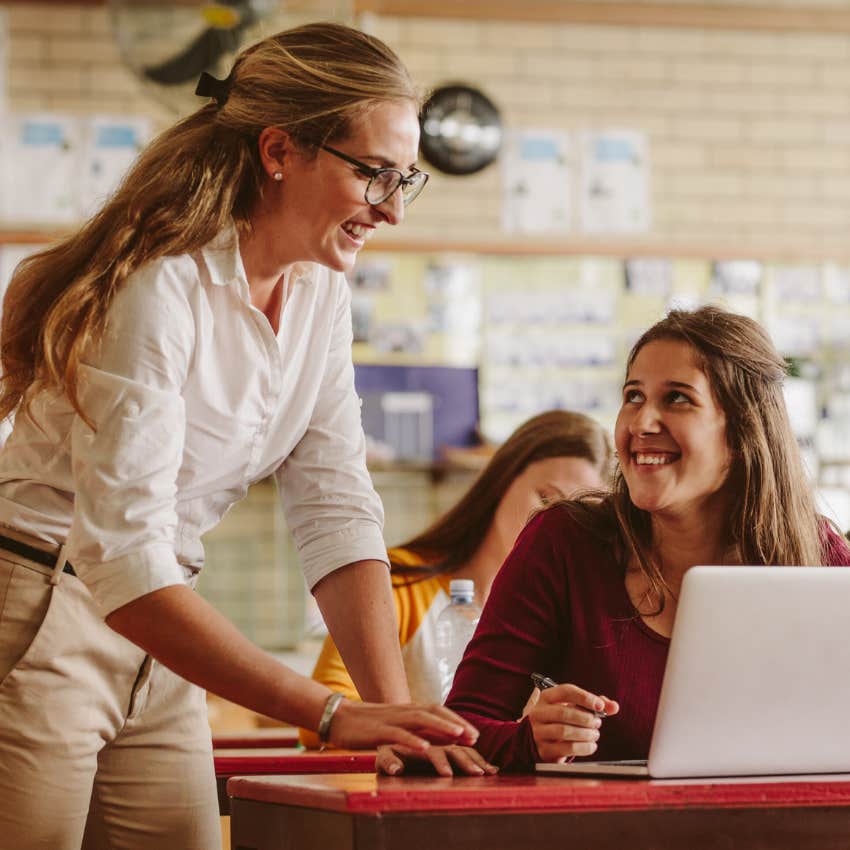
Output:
(449, 578), (474, 597)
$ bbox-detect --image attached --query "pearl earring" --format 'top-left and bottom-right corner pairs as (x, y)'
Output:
(273, 172), (283, 181)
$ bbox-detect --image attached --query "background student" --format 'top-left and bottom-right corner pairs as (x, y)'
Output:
(378, 305), (850, 776)
(302, 409), (612, 750)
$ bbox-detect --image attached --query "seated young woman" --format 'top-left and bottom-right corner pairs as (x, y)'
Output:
(300, 409), (612, 751)
(377, 305), (850, 776)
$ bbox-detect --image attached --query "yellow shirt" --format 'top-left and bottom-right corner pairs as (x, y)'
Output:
(300, 548), (451, 748)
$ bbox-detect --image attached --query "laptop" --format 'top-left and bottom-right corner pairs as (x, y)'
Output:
(536, 566), (850, 779)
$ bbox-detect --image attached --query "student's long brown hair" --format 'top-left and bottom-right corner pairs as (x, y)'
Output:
(562, 306), (826, 612)
(0, 23), (417, 425)
(392, 410), (612, 581)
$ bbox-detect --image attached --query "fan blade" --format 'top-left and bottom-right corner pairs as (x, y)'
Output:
(143, 25), (244, 86)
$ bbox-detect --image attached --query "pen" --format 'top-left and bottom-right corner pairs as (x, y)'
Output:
(531, 672), (608, 719)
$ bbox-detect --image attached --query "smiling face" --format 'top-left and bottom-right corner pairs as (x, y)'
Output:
(614, 338), (733, 522)
(267, 99), (421, 272)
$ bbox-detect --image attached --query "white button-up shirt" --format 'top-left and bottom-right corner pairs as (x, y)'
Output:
(0, 226), (387, 616)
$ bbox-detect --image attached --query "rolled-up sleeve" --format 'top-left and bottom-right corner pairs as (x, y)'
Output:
(64, 262), (194, 616)
(276, 278), (387, 590)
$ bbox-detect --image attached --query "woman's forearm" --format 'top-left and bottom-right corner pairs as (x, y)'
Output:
(312, 559), (411, 703)
(106, 584), (331, 731)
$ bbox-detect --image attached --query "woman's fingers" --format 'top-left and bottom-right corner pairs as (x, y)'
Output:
(538, 739), (599, 762)
(376, 744), (405, 775)
(329, 701), (478, 750)
(539, 683), (608, 716)
(375, 744), (498, 777)
(532, 701), (603, 729)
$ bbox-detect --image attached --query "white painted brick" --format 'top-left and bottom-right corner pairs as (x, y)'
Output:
(744, 174), (820, 199)
(481, 21), (556, 50)
(635, 27), (705, 55)
(710, 144), (783, 170)
(745, 63), (816, 86)
(818, 64), (850, 89)
(747, 119), (818, 144)
(782, 33), (850, 60)
(778, 91), (849, 117)
(394, 46), (450, 77)
(701, 31), (785, 59)
(782, 146), (849, 170)
(557, 24), (635, 53)
(8, 63), (84, 94)
(367, 15), (405, 47)
(520, 52), (599, 81)
(85, 65), (143, 97)
(673, 116), (743, 142)
(659, 172), (743, 198)
(489, 79), (556, 109)
(633, 86), (707, 112)
(410, 17), (483, 48)
(8, 92), (49, 111)
(670, 59), (745, 86)
(8, 3), (84, 34)
(652, 142), (708, 168)
(82, 8), (112, 36)
(597, 58), (669, 84)
(822, 119), (850, 144)
(553, 85), (642, 111)
(8, 34), (46, 64)
(47, 35), (121, 65)
(705, 89), (780, 114)
(444, 48), (521, 79)
(781, 203), (850, 229)
(817, 175), (850, 200)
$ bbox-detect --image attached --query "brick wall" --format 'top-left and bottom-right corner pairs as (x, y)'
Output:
(4, 2), (850, 255)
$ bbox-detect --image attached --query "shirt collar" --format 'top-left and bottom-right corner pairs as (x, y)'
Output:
(200, 222), (249, 290)
(200, 222), (315, 290)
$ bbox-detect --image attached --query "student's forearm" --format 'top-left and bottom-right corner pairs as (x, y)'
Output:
(106, 584), (331, 731)
(312, 559), (411, 703)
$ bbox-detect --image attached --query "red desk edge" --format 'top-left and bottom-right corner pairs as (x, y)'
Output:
(227, 772), (850, 815)
(215, 749), (377, 776)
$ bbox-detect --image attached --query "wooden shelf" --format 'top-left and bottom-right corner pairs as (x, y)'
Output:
(354, 0), (850, 33)
(39, 0), (850, 33)
(5, 229), (850, 262)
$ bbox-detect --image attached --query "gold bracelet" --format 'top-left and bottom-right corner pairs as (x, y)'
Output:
(317, 692), (345, 744)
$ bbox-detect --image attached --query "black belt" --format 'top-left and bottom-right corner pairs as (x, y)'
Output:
(0, 534), (76, 576)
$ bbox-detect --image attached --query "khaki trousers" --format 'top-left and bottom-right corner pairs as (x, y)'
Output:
(0, 541), (221, 850)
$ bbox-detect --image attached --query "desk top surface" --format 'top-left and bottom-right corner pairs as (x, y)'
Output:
(214, 748), (377, 776)
(227, 772), (850, 815)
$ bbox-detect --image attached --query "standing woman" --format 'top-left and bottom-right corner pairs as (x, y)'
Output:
(0, 23), (474, 850)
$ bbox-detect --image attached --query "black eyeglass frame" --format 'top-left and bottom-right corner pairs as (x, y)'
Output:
(320, 144), (429, 207)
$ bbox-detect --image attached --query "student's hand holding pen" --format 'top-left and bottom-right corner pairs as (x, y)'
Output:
(528, 674), (619, 763)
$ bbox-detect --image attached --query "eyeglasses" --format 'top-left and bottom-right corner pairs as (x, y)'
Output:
(320, 144), (429, 207)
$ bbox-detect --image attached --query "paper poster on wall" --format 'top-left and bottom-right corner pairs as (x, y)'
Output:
(3, 113), (81, 223)
(579, 130), (650, 233)
(501, 129), (571, 234)
(79, 116), (151, 219)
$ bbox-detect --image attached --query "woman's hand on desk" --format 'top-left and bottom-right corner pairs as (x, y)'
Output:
(529, 683), (619, 763)
(376, 743), (499, 777)
(329, 700), (479, 752)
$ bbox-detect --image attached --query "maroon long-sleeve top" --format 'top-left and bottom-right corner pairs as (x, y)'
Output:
(446, 506), (850, 772)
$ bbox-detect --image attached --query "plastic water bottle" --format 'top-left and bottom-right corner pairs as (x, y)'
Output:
(435, 579), (482, 702)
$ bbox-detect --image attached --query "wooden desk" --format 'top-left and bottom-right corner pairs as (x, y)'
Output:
(228, 772), (850, 850)
(214, 748), (376, 815)
(212, 727), (300, 749)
